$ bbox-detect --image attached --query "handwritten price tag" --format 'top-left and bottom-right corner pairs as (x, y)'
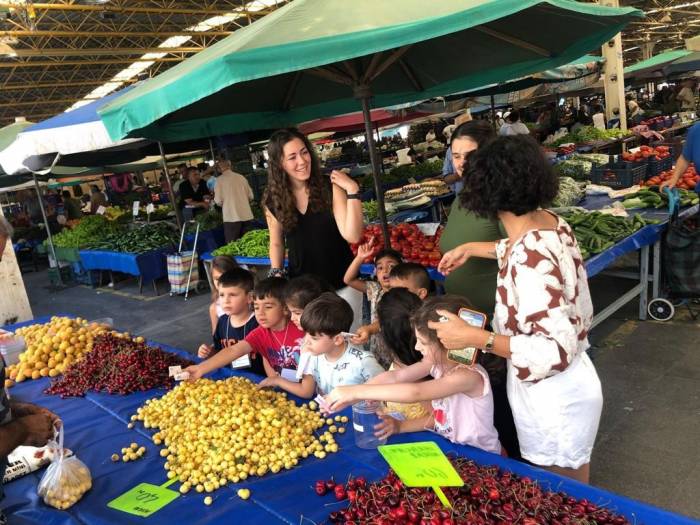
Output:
(108, 480), (179, 517)
(96, 205), (106, 215)
(146, 203), (155, 215)
(378, 441), (463, 508)
(132, 201), (140, 216)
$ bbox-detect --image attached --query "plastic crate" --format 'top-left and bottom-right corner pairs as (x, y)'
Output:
(590, 162), (646, 189)
(647, 156), (673, 178)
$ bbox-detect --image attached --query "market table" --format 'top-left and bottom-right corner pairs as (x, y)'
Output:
(78, 247), (171, 295)
(3, 317), (698, 525)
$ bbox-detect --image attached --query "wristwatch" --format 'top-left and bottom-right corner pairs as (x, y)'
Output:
(483, 332), (496, 353)
(346, 193), (361, 200)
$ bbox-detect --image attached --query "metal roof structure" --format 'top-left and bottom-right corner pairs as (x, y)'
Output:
(0, 0), (696, 128)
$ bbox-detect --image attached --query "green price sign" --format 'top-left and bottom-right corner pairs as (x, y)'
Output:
(378, 441), (463, 508)
(108, 479), (179, 517)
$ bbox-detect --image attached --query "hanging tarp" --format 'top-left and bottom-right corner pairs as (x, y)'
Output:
(98, 0), (642, 142)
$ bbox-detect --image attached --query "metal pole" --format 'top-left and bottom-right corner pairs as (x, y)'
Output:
(33, 174), (61, 285)
(357, 88), (390, 247)
(490, 95), (497, 131)
(158, 141), (183, 231)
(208, 138), (216, 161)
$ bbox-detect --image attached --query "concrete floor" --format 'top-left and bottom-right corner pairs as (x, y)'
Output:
(16, 267), (700, 521)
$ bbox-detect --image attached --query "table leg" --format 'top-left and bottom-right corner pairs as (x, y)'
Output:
(652, 239), (661, 299)
(139, 276), (144, 295)
(153, 280), (159, 296)
(203, 259), (214, 290)
(639, 245), (649, 321)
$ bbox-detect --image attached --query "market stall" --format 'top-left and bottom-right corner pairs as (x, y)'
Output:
(2, 317), (697, 525)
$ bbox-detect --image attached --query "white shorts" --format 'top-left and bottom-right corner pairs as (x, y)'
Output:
(507, 352), (603, 469)
(335, 285), (363, 333)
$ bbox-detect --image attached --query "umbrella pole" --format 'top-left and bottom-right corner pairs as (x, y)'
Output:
(358, 91), (390, 248)
(33, 174), (61, 285)
(208, 138), (216, 161)
(158, 141), (183, 231)
(490, 95), (497, 131)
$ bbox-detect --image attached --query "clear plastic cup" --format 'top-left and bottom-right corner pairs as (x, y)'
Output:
(352, 400), (387, 449)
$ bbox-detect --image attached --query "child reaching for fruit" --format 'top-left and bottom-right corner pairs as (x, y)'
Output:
(343, 244), (402, 367)
(186, 278), (304, 381)
(259, 293), (384, 398)
(324, 295), (502, 455)
(197, 268), (264, 374)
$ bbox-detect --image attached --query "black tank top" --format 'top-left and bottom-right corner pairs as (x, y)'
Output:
(285, 208), (354, 290)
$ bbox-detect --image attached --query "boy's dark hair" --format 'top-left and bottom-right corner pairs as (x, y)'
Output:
(450, 120), (495, 148)
(389, 263), (431, 292)
(374, 248), (402, 266)
(284, 274), (333, 308)
(300, 292), (353, 336)
(377, 288), (423, 367)
(254, 277), (288, 302)
(217, 268), (255, 293)
(460, 135), (558, 221)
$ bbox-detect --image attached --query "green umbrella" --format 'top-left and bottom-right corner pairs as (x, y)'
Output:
(624, 49), (692, 81)
(100, 0), (641, 239)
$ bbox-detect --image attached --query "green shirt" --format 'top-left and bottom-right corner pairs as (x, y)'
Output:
(439, 203), (505, 318)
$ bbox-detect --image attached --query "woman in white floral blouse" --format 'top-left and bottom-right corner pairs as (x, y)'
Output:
(432, 135), (603, 483)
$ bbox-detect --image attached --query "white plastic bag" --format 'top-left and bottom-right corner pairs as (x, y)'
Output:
(3, 445), (54, 484)
(37, 423), (92, 510)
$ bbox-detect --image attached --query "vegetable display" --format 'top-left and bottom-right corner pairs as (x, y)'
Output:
(212, 229), (270, 258)
(51, 215), (121, 249)
(360, 159), (443, 190)
(622, 187), (699, 209)
(317, 457), (635, 524)
(552, 177), (585, 208)
(185, 209), (223, 233)
(550, 126), (630, 147)
(553, 159), (593, 181)
(351, 223), (443, 268)
(643, 164), (699, 190)
(559, 210), (655, 259)
(620, 145), (671, 163)
(363, 200), (379, 222)
(131, 377), (344, 494)
(86, 223), (178, 253)
(45, 333), (193, 397)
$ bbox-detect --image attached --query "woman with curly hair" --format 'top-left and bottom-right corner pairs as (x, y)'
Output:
(262, 128), (364, 324)
(432, 135), (602, 483)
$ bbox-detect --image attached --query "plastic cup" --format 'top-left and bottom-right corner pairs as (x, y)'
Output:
(352, 400), (387, 449)
(0, 335), (25, 366)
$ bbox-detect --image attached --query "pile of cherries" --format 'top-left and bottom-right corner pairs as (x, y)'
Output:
(315, 457), (634, 525)
(45, 333), (192, 397)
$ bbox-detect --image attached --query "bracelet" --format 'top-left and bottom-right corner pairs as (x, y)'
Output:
(483, 332), (496, 353)
(346, 193), (361, 200)
(267, 267), (287, 278)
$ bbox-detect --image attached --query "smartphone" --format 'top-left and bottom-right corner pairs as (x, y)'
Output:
(445, 307), (487, 367)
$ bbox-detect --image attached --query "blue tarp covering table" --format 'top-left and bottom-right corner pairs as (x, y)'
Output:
(2, 317), (698, 525)
(78, 248), (170, 283)
(184, 227), (225, 255)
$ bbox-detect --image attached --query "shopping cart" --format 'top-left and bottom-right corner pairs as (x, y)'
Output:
(647, 188), (700, 321)
(167, 220), (200, 300)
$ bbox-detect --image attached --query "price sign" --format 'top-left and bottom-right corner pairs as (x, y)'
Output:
(146, 203), (155, 215)
(378, 441), (463, 508)
(417, 222), (440, 236)
(108, 480), (179, 517)
(96, 205), (106, 215)
(132, 201), (140, 216)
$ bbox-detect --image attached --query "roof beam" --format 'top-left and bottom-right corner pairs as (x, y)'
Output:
(0, 3), (271, 16)
(11, 47), (202, 57)
(0, 30), (232, 38)
(0, 79), (137, 91)
(0, 97), (82, 108)
(0, 57), (183, 68)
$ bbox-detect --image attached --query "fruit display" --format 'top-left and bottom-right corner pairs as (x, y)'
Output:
(38, 454), (92, 510)
(559, 210), (655, 259)
(5, 317), (111, 387)
(351, 223), (443, 267)
(213, 229), (270, 258)
(113, 443), (147, 463)
(317, 457), (634, 524)
(643, 164), (699, 190)
(86, 222), (178, 253)
(131, 377), (342, 494)
(622, 187), (699, 209)
(103, 206), (128, 222)
(551, 177), (586, 208)
(620, 145), (671, 163)
(556, 143), (576, 156)
(50, 215), (122, 249)
(45, 333), (193, 397)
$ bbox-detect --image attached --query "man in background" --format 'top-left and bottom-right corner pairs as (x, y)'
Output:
(214, 159), (254, 243)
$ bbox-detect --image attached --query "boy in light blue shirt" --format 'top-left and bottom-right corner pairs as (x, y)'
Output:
(288, 293), (384, 397)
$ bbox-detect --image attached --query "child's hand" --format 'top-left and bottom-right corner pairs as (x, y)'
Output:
(197, 344), (213, 358)
(257, 375), (280, 389)
(374, 414), (401, 440)
(184, 364), (204, 382)
(324, 385), (358, 413)
(350, 325), (373, 345)
(356, 240), (375, 261)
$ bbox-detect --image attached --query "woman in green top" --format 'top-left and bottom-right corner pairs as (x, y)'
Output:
(440, 121), (504, 316)
(438, 120), (520, 460)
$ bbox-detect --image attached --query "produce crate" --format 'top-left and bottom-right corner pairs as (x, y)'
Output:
(71, 261), (101, 286)
(646, 156), (673, 179)
(590, 162), (646, 189)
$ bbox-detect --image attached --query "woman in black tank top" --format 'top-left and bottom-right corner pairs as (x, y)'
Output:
(262, 129), (364, 289)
